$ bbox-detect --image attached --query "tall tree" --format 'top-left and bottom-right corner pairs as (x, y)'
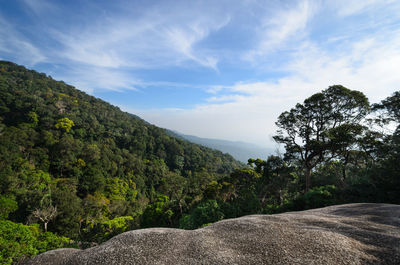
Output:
(370, 91), (400, 202)
(373, 91), (400, 133)
(273, 85), (369, 191)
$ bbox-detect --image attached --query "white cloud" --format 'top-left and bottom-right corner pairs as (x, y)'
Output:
(286, 33), (400, 103)
(52, 66), (141, 93)
(3, 0), (400, 147)
(39, 2), (233, 90)
(164, 17), (230, 70)
(245, 0), (316, 62)
(51, 3), (230, 71)
(206, 94), (246, 103)
(134, 9), (400, 147)
(130, 79), (309, 148)
(206, 85), (226, 95)
(333, 0), (396, 17)
(0, 16), (46, 66)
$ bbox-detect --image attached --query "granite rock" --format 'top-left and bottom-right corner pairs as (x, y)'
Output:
(23, 203), (400, 265)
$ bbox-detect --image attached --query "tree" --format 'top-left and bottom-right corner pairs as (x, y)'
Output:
(249, 156), (295, 207)
(51, 178), (82, 238)
(82, 216), (136, 243)
(32, 205), (57, 233)
(179, 200), (224, 229)
(373, 91), (400, 133)
(0, 60), (243, 257)
(370, 91), (400, 203)
(55, 117), (74, 133)
(32, 194), (58, 232)
(274, 85), (369, 191)
(141, 195), (173, 228)
(0, 220), (38, 264)
(0, 220), (70, 264)
(0, 195), (17, 220)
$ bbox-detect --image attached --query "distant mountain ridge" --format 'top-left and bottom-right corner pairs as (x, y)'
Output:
(167, 131), (274, 162)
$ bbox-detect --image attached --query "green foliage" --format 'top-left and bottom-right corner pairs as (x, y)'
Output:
(34, 231), (70, 254)
(304, 185), (337, 209)
(179, 200), (224, 230)
(0, 61), (241, 258)
(0, 195), (17, 220)
(205, 180), (222, 199)
(81, 216), (136, 243)
(28, 111), (39, 126)
(102, 216), (135, 237)
(0, 220), (70, 265)
(373, 91), (400, 127)
(55, 117), (75, 132)
(105, 177), (135, 201)
(0, 220), (38, 264)
(51, 180), (82, 238)
(369, 92), (400, 203)
(141, 195), (174, 228)
(274, 85), (370, 191)
(1, 61), (399, 261)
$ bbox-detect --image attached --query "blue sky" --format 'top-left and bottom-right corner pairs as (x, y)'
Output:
(1, 0), (400, 147)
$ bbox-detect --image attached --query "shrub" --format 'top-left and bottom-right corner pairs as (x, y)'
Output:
(179, 200), (224, 229)
(304, 185), (337, 209)
(0, 220), (71, 264)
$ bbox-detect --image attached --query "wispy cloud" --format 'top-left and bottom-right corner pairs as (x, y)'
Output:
(135, 1), (400, 147)
(206, 85), (227, 95)
(35, 1), (233, 90)
(54, 66), (141, 93)
(332, 0), (396, 17)
(2, 0), (400, 146)
(245, 0), (316, 63)
(0, 16), (45, 66)
(165, 24), (221, 70)
(22, 0), (56, 16)
(50, 3), (230, 71)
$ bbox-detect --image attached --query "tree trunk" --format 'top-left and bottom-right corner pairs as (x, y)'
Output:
(342, 166), (346, 182)
(342, 152), (350, 185)
(178, 201), (183, 215)
(44, 222), (48, 232)
(305, 167), (311, 192)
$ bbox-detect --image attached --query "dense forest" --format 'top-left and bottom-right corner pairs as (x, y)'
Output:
(1, 61), (399, 264)
(0, 61), (242, 263)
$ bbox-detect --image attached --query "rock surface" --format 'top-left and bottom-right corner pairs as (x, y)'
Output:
(23, 203), (400, 265)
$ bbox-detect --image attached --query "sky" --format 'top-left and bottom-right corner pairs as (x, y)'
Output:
(1, 0), (400, 148)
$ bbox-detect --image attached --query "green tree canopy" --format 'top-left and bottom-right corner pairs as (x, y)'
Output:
(55, 117), (75, 132)
(273, 85), (369, 191)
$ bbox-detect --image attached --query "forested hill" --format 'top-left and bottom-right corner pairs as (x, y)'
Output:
(3, 60), (400, 264)
(0, 61), (240, 173)
(0, 61), (241, 242)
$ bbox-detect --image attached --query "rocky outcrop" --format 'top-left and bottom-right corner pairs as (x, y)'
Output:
(23, 203), (400, 265)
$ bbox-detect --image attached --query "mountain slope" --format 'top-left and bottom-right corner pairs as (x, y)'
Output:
(0, 61), (242, 239)
(24, 203), (400, 265)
